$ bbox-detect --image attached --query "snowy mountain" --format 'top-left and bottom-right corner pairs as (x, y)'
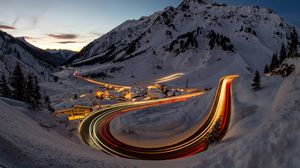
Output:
(46, 49), (76, 64)
(0, 31), (60, 78)
(67, 0), (297, 87)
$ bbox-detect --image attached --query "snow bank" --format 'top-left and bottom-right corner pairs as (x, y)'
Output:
(0, 99), (133, 168)
(109, 73), (299, 168)
(110, 90), (215, 148)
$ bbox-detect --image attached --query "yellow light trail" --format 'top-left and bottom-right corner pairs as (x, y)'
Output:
(73, 71), (185, 89)
(154, 73), (185, 83)
(73, 72), (131, 89)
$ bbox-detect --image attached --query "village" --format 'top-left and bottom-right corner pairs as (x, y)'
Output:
(53, 78), (199, 122)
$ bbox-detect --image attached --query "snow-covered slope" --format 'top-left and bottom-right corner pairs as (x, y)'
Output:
(1, 59), (300, 167)
(110, 60), (300, 168)
(67, 0), (296, 86)
(0, 31), (61, 79)
(0, 97), (134, 168)
(110, 89), (215, 148)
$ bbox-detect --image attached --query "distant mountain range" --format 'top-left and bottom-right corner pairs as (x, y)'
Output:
(0, 31), (75, 78)
(46, 49), (75, 63)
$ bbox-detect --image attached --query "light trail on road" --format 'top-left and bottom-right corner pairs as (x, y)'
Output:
(79, 75), (239, 160)
(73, 72), (131, 89)
(73, 72), (186, 88)
(154, 73), (185, 84)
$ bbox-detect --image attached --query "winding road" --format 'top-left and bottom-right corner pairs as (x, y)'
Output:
(79, 75), (238, 160)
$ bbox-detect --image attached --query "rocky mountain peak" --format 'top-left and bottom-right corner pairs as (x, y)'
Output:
(178, 0), (211, 11)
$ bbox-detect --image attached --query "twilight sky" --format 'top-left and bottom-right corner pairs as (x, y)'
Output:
(0, 0), (299, 51)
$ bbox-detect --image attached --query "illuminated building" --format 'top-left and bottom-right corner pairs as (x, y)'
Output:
(54, 105), (93, 121)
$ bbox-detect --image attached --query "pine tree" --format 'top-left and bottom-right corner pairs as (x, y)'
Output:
(288, 27), (299, 58)
(10, 63), (26, 101)
(33, 76), (41, 108)
(44, 96), (54, 113)
(252, 71), (261, 91)
(279, 43), (287, 63)
(25, 74), (37, 109)
(44, 96), (50, 104)
(264, 64), (270, 74)
(270, 53), (279, 71)
(0, 75), (11, 98)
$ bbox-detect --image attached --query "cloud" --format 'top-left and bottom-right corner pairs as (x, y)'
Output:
(57, 41), (78, 44)
(0, 24), (15, 30)
(11, 14), (42, 30)
(21, 36), (39, 40)
(48, 34), (78, 39)
(21, 36), (33, 39)
(90, 31), (104, 37)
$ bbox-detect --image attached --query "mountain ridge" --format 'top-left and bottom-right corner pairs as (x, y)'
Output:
(0, 31), (66, 79)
